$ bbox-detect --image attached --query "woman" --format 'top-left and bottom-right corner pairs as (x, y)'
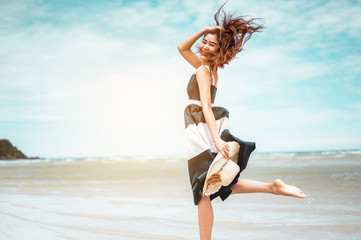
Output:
(178, 5), (305, 240)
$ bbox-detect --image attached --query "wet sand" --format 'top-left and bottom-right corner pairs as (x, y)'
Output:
(1, 151), (361, 239)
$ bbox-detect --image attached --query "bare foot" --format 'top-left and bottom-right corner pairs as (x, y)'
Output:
(270, 179), (305, 198)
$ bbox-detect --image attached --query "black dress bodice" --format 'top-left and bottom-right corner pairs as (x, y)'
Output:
(187, 74), (217, 104)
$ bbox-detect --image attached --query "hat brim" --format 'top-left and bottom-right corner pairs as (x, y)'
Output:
(203, 141), (240, 196)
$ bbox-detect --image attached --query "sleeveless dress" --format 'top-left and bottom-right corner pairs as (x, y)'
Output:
(184, 65), (256, 205)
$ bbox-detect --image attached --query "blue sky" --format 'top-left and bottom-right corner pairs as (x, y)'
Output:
(0, 0), (360, 158)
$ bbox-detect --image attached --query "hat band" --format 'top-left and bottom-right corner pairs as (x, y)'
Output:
(205, 157), (231, 191)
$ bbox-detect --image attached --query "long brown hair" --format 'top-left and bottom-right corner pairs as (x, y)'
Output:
(199, 2), (264, 70)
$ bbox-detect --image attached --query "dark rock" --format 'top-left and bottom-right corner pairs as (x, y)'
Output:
(0, 139), (40, 160)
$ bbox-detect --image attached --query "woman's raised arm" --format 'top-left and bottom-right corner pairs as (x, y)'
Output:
(177, 26), (223, 69)
(177, 27), (208, 69)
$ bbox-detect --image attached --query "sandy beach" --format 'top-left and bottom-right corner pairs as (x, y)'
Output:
(1, 150), (361, 239)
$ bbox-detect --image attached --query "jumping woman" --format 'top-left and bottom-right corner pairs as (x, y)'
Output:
(178, 4), (305, 240)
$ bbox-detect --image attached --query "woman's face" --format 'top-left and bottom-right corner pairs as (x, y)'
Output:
(200, 33), (219, 58)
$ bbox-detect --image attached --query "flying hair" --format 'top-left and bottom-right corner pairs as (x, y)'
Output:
(199, 1), (265, 70)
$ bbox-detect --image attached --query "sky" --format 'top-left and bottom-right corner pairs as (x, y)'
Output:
(0, 0), (360, 158)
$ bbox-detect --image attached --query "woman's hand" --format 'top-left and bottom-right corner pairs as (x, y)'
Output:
(205, 26), (223, 32)
(214, 138), (230, 159)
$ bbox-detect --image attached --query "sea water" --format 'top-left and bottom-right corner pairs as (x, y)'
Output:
(0, 150), (360, 240)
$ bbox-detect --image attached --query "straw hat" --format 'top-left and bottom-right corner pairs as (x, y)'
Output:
(203, 141), (240, 196)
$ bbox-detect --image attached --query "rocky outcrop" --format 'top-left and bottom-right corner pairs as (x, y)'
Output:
(0, 139), (39, 160)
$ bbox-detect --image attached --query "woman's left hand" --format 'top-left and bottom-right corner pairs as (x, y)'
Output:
(214, 138), (230, 159)
(205, 25), (223, 32)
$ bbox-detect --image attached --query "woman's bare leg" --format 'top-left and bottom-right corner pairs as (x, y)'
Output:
(198, 194), (213, 240)
(230, 178), (305, 198)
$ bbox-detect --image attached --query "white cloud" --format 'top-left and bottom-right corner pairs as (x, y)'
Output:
(230, 0), (361, 40)
(226, 105), (361, 152)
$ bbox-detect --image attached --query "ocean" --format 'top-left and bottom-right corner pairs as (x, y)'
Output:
(0, 150), (360, 240)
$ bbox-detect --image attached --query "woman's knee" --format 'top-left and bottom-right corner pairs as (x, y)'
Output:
(230, 179), (242, 194)
(199, 193), (211, 204)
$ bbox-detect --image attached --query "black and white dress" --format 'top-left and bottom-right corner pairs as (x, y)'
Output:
(184, 65), (256, 205)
